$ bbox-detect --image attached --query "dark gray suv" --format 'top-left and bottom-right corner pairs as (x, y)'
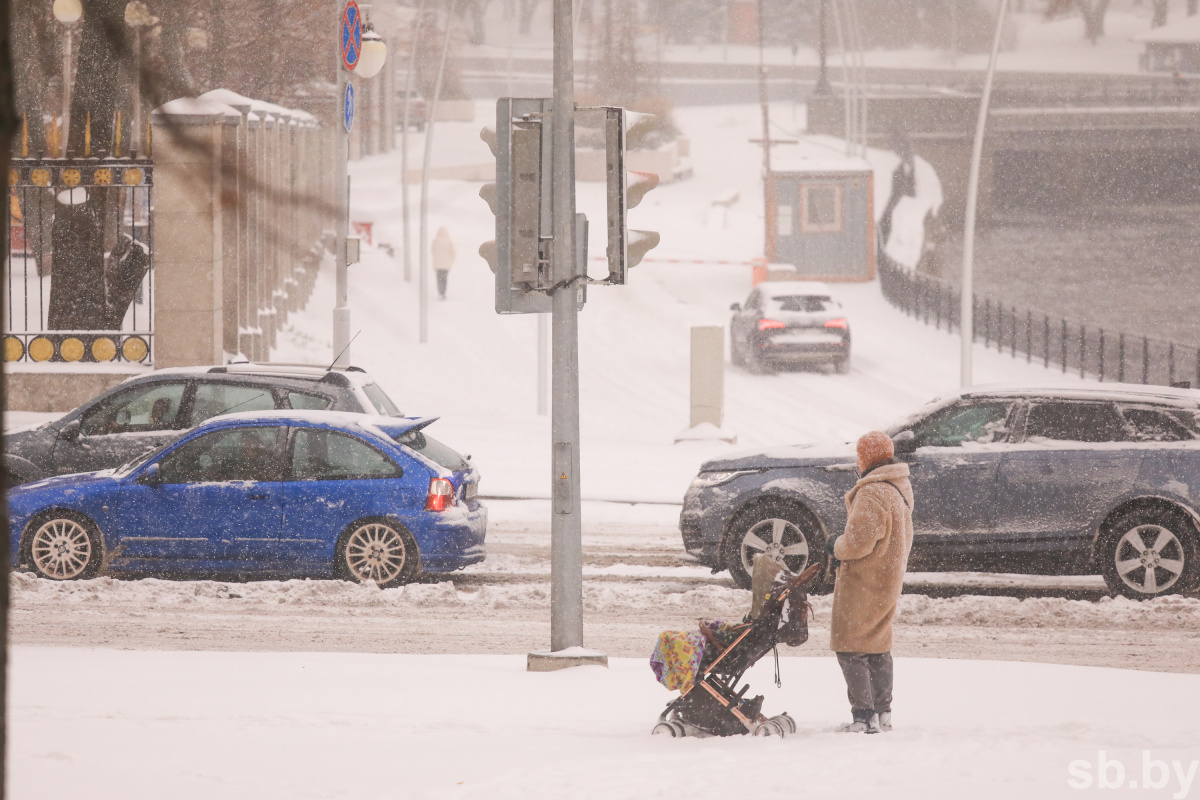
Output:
(681, 385), (1200, 599)
(5, 363), (403, 485)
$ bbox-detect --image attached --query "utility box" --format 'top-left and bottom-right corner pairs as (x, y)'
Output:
(766, 154), (875, 282)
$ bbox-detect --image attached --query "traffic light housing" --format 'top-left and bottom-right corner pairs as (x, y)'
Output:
(478, 98), (554, 314)
(604, 107), (660, 284)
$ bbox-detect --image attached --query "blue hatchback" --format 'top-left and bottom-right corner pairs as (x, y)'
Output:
(7, 411), (486, 587)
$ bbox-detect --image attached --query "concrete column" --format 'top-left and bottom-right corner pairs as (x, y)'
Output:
(689, 326), (725, 428)
(245, 112), (264, 361)
(218, 115), (241, 359)
(150, 102), (228, 368)
(260, 112), (278, 351)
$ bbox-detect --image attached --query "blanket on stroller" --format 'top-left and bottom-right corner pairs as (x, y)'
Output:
(650, 620), (737, 691)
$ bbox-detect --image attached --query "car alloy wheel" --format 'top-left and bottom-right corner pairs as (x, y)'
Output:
(29, 516), (101, 580)
(1112, 524), (1186, 595)
(723, 502), (824, 590)
(739, 518), (810, 576)
(341, 521), (418, 588)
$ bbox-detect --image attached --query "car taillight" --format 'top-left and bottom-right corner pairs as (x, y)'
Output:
(758, 319), (786, 331)
(824, 318), (848, 329)
(426, 477), (455, 512)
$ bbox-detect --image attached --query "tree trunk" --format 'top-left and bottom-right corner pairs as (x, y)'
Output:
(48, 0), (129, 331)
(1152, 0), (1168, 27)
(1074, 0), (1110, 44)
(518, 0), (539, 35)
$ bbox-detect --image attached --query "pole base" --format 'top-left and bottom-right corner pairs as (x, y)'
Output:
(527, 647), (609, 672)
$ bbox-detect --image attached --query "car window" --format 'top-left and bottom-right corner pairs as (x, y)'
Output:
(770, 295), (834, 313)
(362, 382), (401, 416)
(393, 429), (468, 471)
(290, 428), (401, 481)
(1024, 402), (1130, 443)
(158, 426), (283, 484)
(1120, 406), (1196, 443)
(287, 391), (332, 411)
(190, 383), (277, 426)
(910, 401), (1014, 448)
(81, 381), (187, 436)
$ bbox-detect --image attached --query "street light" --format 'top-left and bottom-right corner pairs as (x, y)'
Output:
(960, 0), (1010, 388)
(356, 24), (388, 79)
(53, 0), (82, 156)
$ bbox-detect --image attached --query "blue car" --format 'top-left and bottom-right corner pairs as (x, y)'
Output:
(681, 385), (1200, 599)
(8, 411), (486, 587)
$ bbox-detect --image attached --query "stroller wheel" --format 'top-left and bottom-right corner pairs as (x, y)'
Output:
(670, 721), (687, 737)
(774, 714), (797, 735)
(752, 720), (783, 737)
(652, 722), (679, 737)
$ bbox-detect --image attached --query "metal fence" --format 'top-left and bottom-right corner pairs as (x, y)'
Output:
(878, 256), (1200, 389)
(5, 157), (153, 365)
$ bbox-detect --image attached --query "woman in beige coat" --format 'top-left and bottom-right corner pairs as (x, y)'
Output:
(828, 431), (914, 733)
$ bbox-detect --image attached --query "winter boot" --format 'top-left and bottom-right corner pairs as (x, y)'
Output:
(838, 710), (880, 734)
(878, 711), (892, 732)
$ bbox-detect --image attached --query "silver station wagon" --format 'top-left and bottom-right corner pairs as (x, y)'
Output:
(681, 385), (1200, 599)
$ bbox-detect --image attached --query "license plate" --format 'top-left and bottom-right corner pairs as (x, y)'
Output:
(464, 481), (477, 502)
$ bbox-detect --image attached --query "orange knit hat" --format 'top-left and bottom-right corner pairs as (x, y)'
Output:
(856, 431), (894, 472)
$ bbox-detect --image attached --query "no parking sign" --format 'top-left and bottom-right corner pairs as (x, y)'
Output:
(341, 1), (362, 71)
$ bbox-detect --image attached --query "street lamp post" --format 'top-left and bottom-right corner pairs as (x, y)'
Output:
(960, 0), (1009, 388)
(53, 0), (82, 154)
(333, 4), (387, 367)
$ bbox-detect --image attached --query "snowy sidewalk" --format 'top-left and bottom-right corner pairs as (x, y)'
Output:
(12, 647), (1200, 799)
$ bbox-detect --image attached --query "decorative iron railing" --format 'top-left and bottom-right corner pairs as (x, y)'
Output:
(878, 255), (1200, 389)
(5, 157), (153, 365)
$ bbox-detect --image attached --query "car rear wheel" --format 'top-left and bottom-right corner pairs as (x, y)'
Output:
(27, 513), (103, 581)
(722, 501), (826, 591)
(834, 357), (850, 375)
(1099, 508), (1199, 599)
(337, 520), (420, 588)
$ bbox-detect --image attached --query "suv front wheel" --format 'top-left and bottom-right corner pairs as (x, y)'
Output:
(722, 500), (827, 591)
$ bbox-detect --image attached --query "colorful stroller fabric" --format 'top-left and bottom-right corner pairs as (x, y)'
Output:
(650, 620), (736, 691)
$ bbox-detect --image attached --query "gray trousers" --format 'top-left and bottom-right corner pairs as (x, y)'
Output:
(836, 651), (893, 718)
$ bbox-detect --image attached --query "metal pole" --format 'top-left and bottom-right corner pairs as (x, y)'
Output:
(756, 0), (772, 256)
(400, 0), (428, 283)
(550, 0), (582, 653)
(829, 0), (853, 155)
(814, 0), (831, 95)
(960, 0), (1009, 388)
(333, 12), (351, 366)
(61, 25), (72, 151)
(538, 312), (549, 415)
(418, 0), (457, 345)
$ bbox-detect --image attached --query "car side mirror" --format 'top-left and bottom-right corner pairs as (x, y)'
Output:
(57, 420), (81, 441)
(892, 430), (917, 455)
(138, 463), (163, 487)
(730, 302), (741, 312)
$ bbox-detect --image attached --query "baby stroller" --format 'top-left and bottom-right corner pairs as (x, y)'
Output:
(651, 560), (821, 738)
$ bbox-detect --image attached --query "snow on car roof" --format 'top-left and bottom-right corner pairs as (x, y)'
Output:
(958, 383), (1200, 407)
(757, 281), (833, 297)
(193, 410), (436, 437)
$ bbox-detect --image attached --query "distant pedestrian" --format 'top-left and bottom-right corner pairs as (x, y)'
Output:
(432, 226), (455, 300)
(827, 430), (914, 734)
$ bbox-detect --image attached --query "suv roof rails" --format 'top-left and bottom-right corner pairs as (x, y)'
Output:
(208, 362), (366, 375)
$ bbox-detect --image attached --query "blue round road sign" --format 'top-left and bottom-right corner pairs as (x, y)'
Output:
(344, 83), (355, 132)
(341, 1), (362, 71)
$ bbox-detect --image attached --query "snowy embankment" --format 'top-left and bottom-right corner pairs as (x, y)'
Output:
(12, 647), (1200, 800)
(14, 571), (1200, 631)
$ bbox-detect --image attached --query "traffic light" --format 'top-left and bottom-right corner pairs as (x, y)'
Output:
(478, 98), (553, 314)
(604, 107), (660, 284)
